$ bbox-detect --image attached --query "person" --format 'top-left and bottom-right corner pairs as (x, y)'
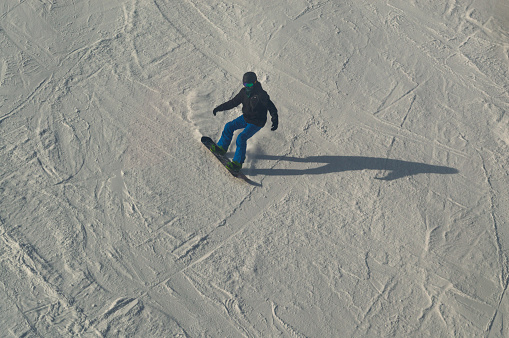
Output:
(211, 72), (278, 172)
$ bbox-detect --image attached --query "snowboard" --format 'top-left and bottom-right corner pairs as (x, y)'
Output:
(201, 136), (249, 181)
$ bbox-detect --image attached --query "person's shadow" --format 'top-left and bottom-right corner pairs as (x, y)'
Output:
(247, 155), (459, 181)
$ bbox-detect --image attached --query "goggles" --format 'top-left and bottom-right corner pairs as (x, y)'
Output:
(243, 82), (255, 88)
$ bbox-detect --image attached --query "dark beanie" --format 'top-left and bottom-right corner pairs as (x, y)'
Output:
(243, 72), (257, 83)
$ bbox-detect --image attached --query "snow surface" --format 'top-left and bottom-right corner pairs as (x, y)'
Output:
(1, 0), (509, 336)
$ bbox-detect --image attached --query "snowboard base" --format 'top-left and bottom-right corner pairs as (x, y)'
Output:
(201, 136), (249, 181)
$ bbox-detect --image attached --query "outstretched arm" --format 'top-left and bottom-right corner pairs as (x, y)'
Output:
(213, 90), (243, 115)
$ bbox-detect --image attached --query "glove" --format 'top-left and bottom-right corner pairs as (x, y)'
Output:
(271, 119), (278, 131)
(213, 107), (220, 116)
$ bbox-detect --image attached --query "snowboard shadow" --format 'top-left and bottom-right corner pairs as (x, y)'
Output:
(248, 155), (459, 181)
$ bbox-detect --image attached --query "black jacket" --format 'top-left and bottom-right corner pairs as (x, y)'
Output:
(215, 82), (278, 128)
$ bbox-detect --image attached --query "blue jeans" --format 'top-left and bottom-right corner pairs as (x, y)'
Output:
(217, 115), (262, 163)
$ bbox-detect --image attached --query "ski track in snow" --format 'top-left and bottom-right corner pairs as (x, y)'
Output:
(1, 0), (509, 336)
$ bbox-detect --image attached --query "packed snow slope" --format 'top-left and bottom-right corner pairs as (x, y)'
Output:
(1, 0), (509, 336)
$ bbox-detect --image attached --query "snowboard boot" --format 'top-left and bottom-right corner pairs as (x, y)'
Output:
(226, 161), (242, 173)
(210, 144), (226, 156)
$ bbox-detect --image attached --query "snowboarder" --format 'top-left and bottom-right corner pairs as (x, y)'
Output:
(211, 72), (278, 172)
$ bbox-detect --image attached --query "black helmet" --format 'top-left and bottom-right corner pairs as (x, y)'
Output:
(242, 72), (257, 84)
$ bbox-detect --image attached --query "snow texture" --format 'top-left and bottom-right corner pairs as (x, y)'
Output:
(1, 0), (509, 337)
